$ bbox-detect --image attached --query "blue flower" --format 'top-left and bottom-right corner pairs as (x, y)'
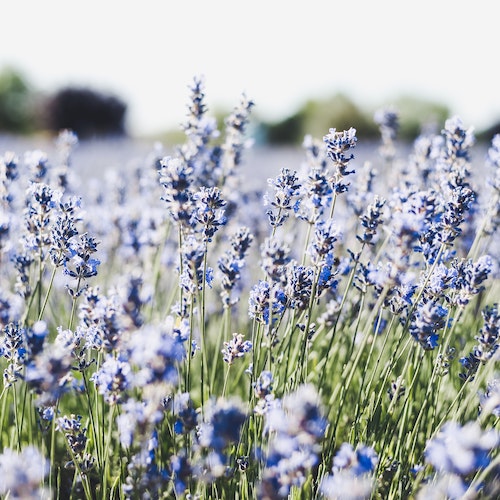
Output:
(221, 333), (252, 365)
(424, 421), (499, 476)
(409, 301), (448, 350)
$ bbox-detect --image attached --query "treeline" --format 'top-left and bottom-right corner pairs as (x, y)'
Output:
(259, 93), (450, 144)
(2, 66), (499, 143)
(0, 67), (127, 138)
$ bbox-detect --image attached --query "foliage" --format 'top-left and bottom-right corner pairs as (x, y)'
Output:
(45, 86), (127, 138)
(263, 93), (451, 145)
(0, 67), (37, 134)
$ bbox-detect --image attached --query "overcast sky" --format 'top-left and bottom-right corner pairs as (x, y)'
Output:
(1, 1), (499, 136)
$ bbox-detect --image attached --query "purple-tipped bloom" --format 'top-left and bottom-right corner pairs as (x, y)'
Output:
(479, 377), (500, 417)
(167, 392), (198, 435)
(56, 414), (88, 455)
(452, 255), (493, 307)
(192, 186), (227, 241)
(260, 385), (326, 498)
(91, 355), (132, 404)
(248, 280), (286, 325)
(409, 300), (448, 350)
(0, 446), (49, 499)
(158, 156), (194, 226)
(323, 127), (357, 194)
(126, 321), (186, 387)
(198, 397), (247, 453)
(221, 333), (252, 365)
(265, 168), (301, 228)
(460, 303), (499, 381)
(320, 443), (379, 500)
(424, 421), (499, 476)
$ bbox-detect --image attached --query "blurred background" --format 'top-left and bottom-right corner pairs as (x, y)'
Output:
(1, 0), (500, 146)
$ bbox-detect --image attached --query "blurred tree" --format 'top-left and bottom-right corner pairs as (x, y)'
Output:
(388, 95), (449, 138)
(0, 67), (36, 134)
(45, 86), (127, 138)
(263, 93), (378, 145)
(261, 93), (452, 145)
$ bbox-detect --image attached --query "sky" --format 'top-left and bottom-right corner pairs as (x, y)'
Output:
(1, 1), (499, 137)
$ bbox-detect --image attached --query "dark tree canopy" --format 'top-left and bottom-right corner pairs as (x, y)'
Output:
(46, 86), (127, 138)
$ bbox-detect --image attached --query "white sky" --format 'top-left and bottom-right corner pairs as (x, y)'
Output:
(1, 1), (499, 136)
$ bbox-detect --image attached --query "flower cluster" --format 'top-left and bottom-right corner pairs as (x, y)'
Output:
(259, 384), (326, 498)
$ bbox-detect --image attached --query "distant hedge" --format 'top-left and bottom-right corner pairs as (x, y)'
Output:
(45, 86), (127, 138)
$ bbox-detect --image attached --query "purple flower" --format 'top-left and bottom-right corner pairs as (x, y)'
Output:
(221, 333), (252, 365)
(323, 127), (357, 193)
(260, 385), (326, 498)
(158, 156), (194, 225)
(424, 421), (499, 476)
(409, 300), (448, 351)
(126, 321), (186, 387)
(320, 443), (378, 500)
(91, 355), (132, 404)
(248, 280), (286, 325)
(265, 168), (301, 227)
(192, 186), (227, 241)
(254, 370), (274, 399)
(0, 446), (49, 499)
(198, 397), (247, 453)
(479, 377), (500, 417)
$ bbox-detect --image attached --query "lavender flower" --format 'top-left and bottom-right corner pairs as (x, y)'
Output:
(424, 421), (499, 476)
(294, 167), (332, 224)
(198, 397), (247, 452)
(24, 149), (49, 182)
(452, 255), (493, 307)
(479, 377), (500, 417)
(374, 106), (399, 164)
(408, 300), (448, 350)
(170, 452), (193, 495)
(254, 370), (274, 399)
(117, 399), (164, 448)
(125, 321), (186, 387)
(0, 446), (49, 499)
(217, 226), (254, 306)
(248, 280), (287, 325)
(473, 304), (499, 363)
(122, 436), (168, 500)
(158, 156), (194, 226)
(165, 392), (198, 435)
(323, 127), (357, 194)
(284, 263), (314, 310)
(260, 384), (326, 498)
(357, 195), (386, 246)
(91, 355), (132, 404)
(49, 196), (81, 267)
(320, 443), (379, 500)
(179, 233), (212, 294)
(460, 303), (499, 381)
(1, 321), (26, 387)
(415, 473), (468, 500)
(24, 338), (75, 406)
(192, 186), (227, 241)
(220, 93), (254, 186)
(260, 237), (291, 283)
(221, 332), (252, 365)
(56, 414), (88, 456)
(265, 168), (301, 228)
(309, 219), (340, 266)
(79, 287), (123, 353)
(197, 397), (247, 479)
(63, 232), (100, 284)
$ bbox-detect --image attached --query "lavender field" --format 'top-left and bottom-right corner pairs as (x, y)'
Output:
(0, 78), (499, 499)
